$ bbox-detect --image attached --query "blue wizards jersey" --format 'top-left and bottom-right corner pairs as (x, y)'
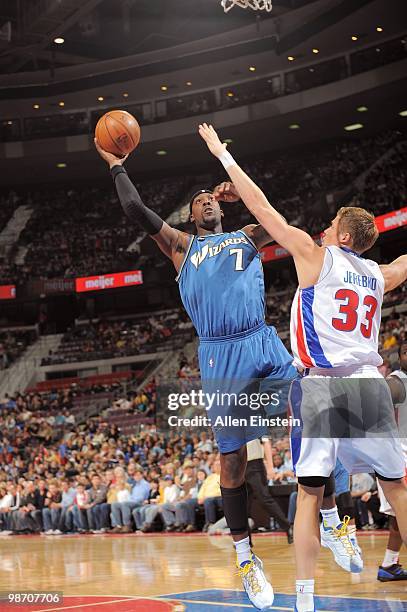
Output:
(177, 230), (265, 338)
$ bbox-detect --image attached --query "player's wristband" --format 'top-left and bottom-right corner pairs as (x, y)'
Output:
(218, 150), (237, 170)
(110, 164), (127, 182)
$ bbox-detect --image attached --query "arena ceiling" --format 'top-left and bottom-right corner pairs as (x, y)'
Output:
(0, 0), (316, 74)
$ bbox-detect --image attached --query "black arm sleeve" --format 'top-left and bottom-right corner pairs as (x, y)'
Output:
(111, 165), (164, 235)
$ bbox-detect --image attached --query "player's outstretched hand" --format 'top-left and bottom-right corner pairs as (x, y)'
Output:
(213, 181), (240, 202)
(94, 137), (129, 169)
(198, 123), (227, 158)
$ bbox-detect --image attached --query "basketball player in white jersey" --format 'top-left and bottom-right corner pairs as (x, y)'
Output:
(377, 341), (407, 581)
(199, 123), (407, 612)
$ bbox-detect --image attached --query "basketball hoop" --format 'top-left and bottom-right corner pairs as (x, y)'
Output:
(221, 0), (272, 12)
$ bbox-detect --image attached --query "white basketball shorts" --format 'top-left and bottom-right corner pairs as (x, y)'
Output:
(289, 365), (405, 480)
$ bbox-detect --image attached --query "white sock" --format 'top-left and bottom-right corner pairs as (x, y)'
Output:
(382, 548), (399, 568)
(296, 579), (315, 612)
(234, 536), (251, 566)
(320, 506), (341, 529)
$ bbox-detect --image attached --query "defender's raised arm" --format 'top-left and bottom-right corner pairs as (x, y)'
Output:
(198, 123), (324, 286)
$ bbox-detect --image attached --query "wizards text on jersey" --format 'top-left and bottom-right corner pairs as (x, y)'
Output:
(190, 236), (249, 269)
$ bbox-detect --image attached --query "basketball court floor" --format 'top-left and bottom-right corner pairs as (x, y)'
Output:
(0, 532), (406, 611)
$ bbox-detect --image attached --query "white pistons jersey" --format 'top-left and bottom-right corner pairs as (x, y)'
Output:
(290, 245), (384, 369)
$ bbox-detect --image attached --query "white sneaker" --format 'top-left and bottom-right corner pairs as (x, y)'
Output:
(53, 530), (62, 535)
(237, 553), (274, 610)
(320, 516), (363, 573)
(44, 529), (54, 535)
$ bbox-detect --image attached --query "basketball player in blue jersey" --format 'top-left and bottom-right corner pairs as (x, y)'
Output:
(95, 138), (297, 611)
(198, 123), (407, 612)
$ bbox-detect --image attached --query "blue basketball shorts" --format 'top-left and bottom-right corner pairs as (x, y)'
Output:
(198, 321), (298, 453)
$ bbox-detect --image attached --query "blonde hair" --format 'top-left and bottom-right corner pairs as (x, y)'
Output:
(337, 206), (378, 253)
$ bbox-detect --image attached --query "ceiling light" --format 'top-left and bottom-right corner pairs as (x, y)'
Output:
(376, 26), (383, 32)
(56, 163), (67, 168)
(249, 66), (256, 72)
(351, 35), (358, 41)
(344, 123), (363, 131)
(7, 120), (12, 125)
(312, 48), (319, 54)
(33, 104), (40, 109)
(287, 55), (295, 61)
(123, 93), (129, 98)
(54, 37), (64, 44)
(357, 106), (368, 112)
(156, 150), (167, 156)
(58, 101), (65, 107)
(186, 81), (192, 86)
(223, 138), (233, 144)
(161, 85), (168, 92)
(289, 123), (300, 130)
(227, 92), (234, 97)
(97, 96), (104, 101)
(399, 110), (407, 116)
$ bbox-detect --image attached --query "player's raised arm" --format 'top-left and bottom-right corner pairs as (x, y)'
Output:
(379, 255), (407, 293)
(94, 138), (190, 271)
(198, 124), (322, 264)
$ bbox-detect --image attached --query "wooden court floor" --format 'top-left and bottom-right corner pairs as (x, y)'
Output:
(0, 532), (405, 611)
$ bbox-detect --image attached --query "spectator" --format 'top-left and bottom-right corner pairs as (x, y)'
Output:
(82, 474), (108, 533)
(110, 469), (150, 533)
(197, 458), (222, 532)
(42, 480), (62, 534)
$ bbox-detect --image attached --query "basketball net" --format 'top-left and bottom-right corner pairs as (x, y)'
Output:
(221, 0), (272, 12)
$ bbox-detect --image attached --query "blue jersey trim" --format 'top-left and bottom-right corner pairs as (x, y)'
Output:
(290, 379), (303, 472)
(340, 246), (363, 258)
(175, 235), (195, 283)
(301, 287), (332, 368)
(238, 229), (258, 251)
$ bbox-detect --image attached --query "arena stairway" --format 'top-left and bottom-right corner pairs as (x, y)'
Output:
(105, 335), (199, 434)
(354, 139), (407, 192)
(0, 204), (34, 257)
(0, 333), (63, 398)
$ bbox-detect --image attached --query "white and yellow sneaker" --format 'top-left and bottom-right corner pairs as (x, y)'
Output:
(237, 553), (274, 610)
(320, 516), (363, 573)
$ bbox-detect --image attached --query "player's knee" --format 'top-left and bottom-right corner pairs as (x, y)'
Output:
(221, 448), (246, 487)
(298, 476), (330, 488)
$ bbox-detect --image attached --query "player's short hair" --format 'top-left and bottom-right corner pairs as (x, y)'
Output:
(189, 189), (213, 215)
(337, 206), (379, 253)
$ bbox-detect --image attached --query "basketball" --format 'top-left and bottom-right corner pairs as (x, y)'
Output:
(95, 110), (141, 157)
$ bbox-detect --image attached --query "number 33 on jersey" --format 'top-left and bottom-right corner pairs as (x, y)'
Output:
(290, 245), (384, 369)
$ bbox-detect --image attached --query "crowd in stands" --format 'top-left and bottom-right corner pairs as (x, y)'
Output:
(0, 400), (398, 536)
(214, 129), (405, 237)
(356, 141), (407, 215)
(0, 127), (405, 286)
(0, 175), (187, 284)
(41, 310), (194, 366)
